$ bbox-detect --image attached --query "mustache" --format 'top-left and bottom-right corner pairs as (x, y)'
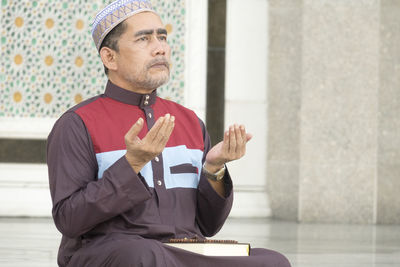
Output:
(147, 58), (170, 70)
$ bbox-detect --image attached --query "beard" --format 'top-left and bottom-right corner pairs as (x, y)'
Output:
(124, 58), (170, 90)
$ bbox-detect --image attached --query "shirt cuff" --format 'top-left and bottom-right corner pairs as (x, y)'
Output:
(199, 166), (233, 202)
(104, 156), (152, 205)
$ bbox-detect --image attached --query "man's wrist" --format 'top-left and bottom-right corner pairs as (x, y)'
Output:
(202, 163), (226, 181)
(125, 154), (145, 174)
(203, 162), (224, 174)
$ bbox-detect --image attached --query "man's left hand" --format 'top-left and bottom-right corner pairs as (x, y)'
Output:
(204, 124), (252, 173)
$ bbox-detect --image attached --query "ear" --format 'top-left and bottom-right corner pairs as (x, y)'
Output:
(99, 47), (118, 72)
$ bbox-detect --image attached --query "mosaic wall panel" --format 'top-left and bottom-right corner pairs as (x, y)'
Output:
(0, 0), (185, 118)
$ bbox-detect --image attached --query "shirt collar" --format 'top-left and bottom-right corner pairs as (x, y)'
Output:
(104, 80), (157, 108)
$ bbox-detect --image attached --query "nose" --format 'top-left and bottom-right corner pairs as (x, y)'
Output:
(151, 37), (167, 57)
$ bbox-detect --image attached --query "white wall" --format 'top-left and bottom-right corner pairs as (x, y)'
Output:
(225, 0), (270, 217)
(184, 0), (208, 121)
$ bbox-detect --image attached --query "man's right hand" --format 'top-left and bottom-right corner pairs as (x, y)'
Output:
(125, 114), (175, 173)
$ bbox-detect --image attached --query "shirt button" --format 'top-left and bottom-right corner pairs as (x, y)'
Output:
(157, 180), (162, 186)
(144, 100), (149, 105)
(145, 95), (150, 100)
(154, 156), (159, 162)
(148, 113), (152, 118)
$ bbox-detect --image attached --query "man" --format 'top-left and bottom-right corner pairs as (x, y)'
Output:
(47, 0), (291, 266)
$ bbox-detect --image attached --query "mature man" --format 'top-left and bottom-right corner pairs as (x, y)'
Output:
(47, 0), (291, 266)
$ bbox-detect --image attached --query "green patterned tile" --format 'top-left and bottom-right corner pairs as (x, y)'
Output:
(0, 0), (185, 118)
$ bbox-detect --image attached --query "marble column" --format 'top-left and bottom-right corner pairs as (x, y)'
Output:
(378, 0), (400, 224)
(268, 0), (400, 224)
(267, 0), (302, 221)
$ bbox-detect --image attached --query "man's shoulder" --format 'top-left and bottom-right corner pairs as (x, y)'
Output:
(50, 94), (104, 132)
(66, 94), (105, 114)
(51, 94), (106, 132)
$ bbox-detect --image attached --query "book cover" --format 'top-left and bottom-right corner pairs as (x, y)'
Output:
(164, 238), (251, 256)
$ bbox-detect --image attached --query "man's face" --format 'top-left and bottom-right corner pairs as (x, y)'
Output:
(114, 12), (171, 92)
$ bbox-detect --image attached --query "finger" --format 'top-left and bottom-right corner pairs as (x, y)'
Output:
(228, 125), (236, 154)
(236, 125), (252, 143)
(145, 115), (165, 142)
(232, 124), (243, 156)
(239, 124), (247, 146)
(239, 125), (246, 144)
(237, 125), (247, 156)
(166, 116), (175, 137)
(222, 130), (229, 154)
(234, 124), (243, 153)
(155, 114), (174, 146)
(125, 118), (144, 142)
(158, 115), (175, 147)
(155, 113), (171, 144)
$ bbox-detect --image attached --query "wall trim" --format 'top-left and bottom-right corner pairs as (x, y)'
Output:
(0, 163), (270, 218)
(0, 117), (56, 140)
(230, 185), (271, 218)
(0, 163), (51, 217)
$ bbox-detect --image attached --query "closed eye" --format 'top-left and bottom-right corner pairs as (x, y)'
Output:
(136, 36), (149, 42)
(158, 35), (167, 41)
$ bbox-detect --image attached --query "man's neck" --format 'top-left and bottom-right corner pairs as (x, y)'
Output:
(108, 76), (155, 95)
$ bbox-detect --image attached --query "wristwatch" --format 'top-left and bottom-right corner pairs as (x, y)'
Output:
(202, 164), (226, 181)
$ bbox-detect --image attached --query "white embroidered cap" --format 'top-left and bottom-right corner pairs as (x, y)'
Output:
(91, 0), (156, 51)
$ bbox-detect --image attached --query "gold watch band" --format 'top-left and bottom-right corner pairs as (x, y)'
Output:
(202, 164), (226, 181)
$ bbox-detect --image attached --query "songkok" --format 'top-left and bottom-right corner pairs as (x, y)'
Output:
(92, 0), (156, 51)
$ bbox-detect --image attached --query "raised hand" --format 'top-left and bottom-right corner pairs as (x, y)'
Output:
(204, 124), (252, 174)
(125, 114), (175, 173)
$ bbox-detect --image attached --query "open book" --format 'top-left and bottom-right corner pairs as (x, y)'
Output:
(164, 238), (250, 256)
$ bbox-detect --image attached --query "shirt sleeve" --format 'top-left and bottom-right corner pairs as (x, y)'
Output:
(195, 119), (234, 237)
(47, 111), (152, 238)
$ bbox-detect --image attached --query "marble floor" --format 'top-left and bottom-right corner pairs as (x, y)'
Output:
(0, 217), (399, 267)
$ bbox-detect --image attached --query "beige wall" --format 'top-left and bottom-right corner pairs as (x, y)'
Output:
(378, 0), (400, 224)
(267, 0), (400, 224)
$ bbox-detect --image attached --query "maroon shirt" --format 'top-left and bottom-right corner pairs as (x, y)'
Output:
(47, 81), (233, 266)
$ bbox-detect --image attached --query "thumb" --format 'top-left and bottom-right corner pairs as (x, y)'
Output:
(125, 118), (144, 142)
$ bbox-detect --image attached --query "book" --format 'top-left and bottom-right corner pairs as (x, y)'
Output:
(164, 238), (250, 256)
